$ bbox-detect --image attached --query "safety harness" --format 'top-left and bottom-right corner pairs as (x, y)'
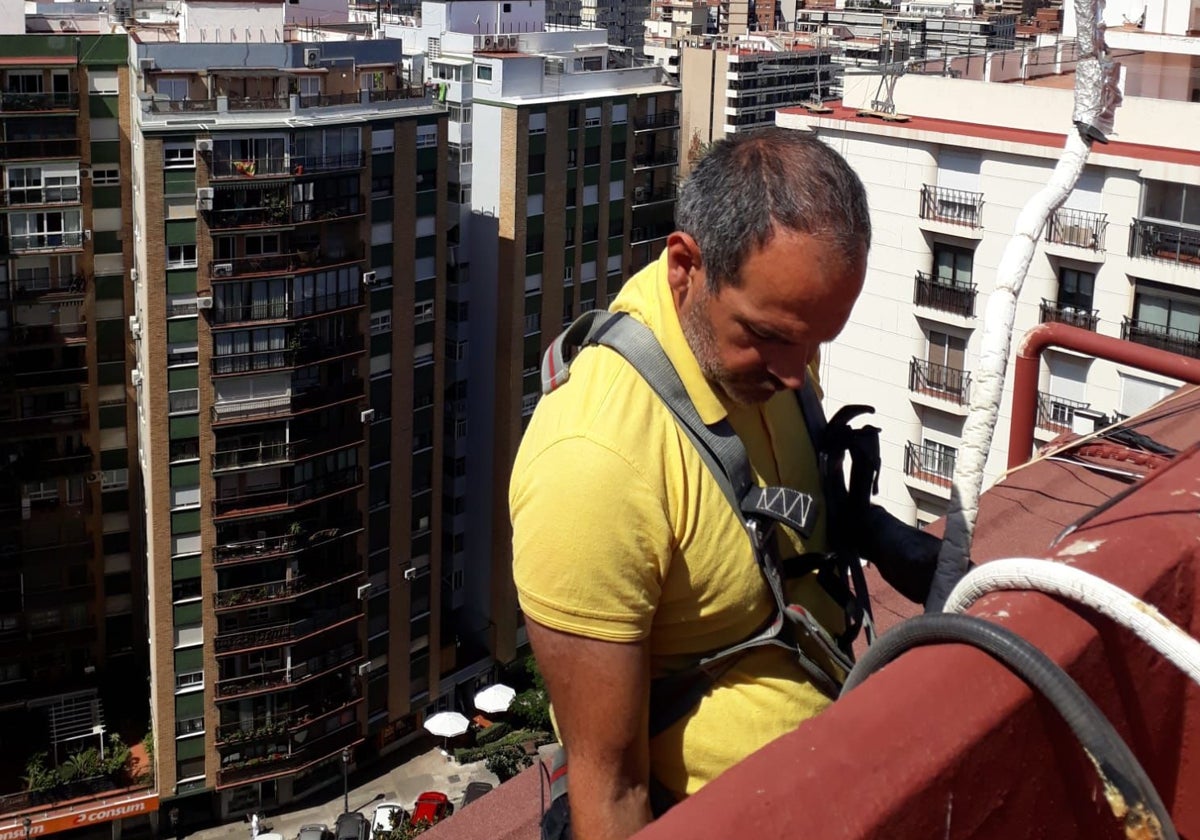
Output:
(537, 310), (884, 829)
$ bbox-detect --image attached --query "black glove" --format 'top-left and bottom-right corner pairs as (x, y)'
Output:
(854, 505), (942, 605)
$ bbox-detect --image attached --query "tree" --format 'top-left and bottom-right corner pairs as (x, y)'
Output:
(508, 656), (550, 731)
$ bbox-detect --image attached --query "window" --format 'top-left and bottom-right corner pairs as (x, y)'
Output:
(449, 143), (472, 166)
(172, 578), (201, 602)
(416, 125), (438, 148)
(1131, 285), (1200, 344)
(528, 112), (546, 133)
(370, 310), (392, 335)
(564, 265), (574, 283)
(567, 148), (577, 168)
(528, 154), (545, 175)
(167, 244), (197, 268)
(584, 105), (602, 126)
(524, 312), (541, 335)
(101, 468), (129, 490)
(157, 78), (188, 101)
(932, 243), (973, 287)
(175, 670), (203, 691)
(176, 716), (205, 737)
(1141, 179), (1200, 226)
(91, 165), (120, 186)
(920, 439), (957, 478)
(476, 64), (493, 81)
(1057, 267), (1095, 312)
(24, 480), (58, 502)
(168, 389), (199, 414)
(449, 104), (472, 124)
(612, 103), (628, 124)
(164, 144), (196, 168)
(415, 300), (435, 324)
(584, 146), (600, 167)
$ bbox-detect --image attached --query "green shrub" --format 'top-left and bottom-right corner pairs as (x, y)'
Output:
(475, 722), (512, 745)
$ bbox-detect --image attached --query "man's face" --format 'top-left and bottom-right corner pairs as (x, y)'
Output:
(676, 228), (866, 406)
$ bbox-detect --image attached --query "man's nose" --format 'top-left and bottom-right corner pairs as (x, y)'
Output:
(766, 349), (811, 391)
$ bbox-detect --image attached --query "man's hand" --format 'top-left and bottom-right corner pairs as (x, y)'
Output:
(525, 618), (654, 840)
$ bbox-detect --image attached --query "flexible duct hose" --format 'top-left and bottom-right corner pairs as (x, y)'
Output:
(841, 614), (1177, 840)
(944, 558), (1200, 688)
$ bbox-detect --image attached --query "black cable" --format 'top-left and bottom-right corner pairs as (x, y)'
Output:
(841, 613), (1177, 840)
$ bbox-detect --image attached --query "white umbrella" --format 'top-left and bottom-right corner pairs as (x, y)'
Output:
(423, 711), (471, 738)
(474, 683), (516, 714)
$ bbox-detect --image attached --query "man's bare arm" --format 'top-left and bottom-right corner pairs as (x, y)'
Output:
(526, 617), (653, 840)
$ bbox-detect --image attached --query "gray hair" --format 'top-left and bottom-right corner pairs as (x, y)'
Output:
(675, 128), (871, 292)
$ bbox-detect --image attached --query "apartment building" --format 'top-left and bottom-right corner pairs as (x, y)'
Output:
(776, 22), (1199, 526)
(127, 2), (450, 820)
(793, 7), (1017, 59)
(644, 0), (712, 77)
(680, 35), (834, 170)
(0, 18), (159, 837)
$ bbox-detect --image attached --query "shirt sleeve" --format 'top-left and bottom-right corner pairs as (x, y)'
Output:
(510, 434), (674, 643)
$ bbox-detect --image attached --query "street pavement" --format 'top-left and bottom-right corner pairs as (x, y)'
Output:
(183, 745), (501, 840)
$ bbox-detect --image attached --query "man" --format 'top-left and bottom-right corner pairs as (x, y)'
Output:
(510, 129), (938, 840)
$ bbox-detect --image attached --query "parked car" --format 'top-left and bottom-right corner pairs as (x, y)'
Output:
(297, 825), (332, 840)
(370, 803), (409, 836)
(410, 791), (454, 826)
(334, 812), (369, 840)
(460, 782), (493, 809)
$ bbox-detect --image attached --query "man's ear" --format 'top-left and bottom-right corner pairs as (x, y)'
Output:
(666, 232), (701, 311)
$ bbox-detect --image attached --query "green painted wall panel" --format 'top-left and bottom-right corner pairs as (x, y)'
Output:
(166, 271), (197, 294)
(171, 509), (200, 534)
(100, 449), (128, 470)
(97, 361), (124, 386)
(171, 464), (200, 486)
(99, 405), (125, 429)
(90, 141), (120, 164)
(163, 170), (196, 193)
(89, 96), (118, 119)
(173, 602), (202, 626)
(173, 554), (201, 580)
(94, 274), (123, 299)
(169, 368), (198, 390)
(165, 220), (196, 246)
(170, 415), (199, 439)
(167, 319), (197, 343)
(92, 186), (122, 208)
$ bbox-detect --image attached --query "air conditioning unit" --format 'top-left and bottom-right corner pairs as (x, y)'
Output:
(130, 268), (138, 283)
(83, 229), (92, 242)
(356, 662), (372, 676)
(503, 35), (519, 50)
(212, 263), (233, 278)
(195, 295), (214, 310)
(138, 57), (157, 72)
(196, 187), (214, 210)
(360, 408), (375, 423)
(362, 270), (377, 285)
(86, 472), (102, 484)
(131, 368), (143, 387)
(128, 315), (141, 339)
(482, 35), (496, 50)
(304, 48), (321, 68)
(356, 583), (372, 599)
(634, 186), (647, 203)
(404, 567), (419, 581)
(195, 137), (214, 153)
(447, 245), (459, 266)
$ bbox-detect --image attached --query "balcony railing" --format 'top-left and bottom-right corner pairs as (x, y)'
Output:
(1036, 391), (1091, 434)
(213, 568), (362, 610)
(913, 271), (977, 318)
(10, 275), (87, 300)
(633, 110), (680, 131)
(207, 204), (292, 231)
(213, 429), (362, 471)
(1128, 218), (1200, 267)
(209, 242), (364, 278)
(211, 378), (364, 425)
(210, 157), (291, 180)
(227, 97), (289, 112)
(147, 98), (219, 114)
(632, 185), (677, 207)
(0, 405), (88, 438)
(630, 224), (675, 245)
(0, 138), (79, 159)
(290, 151), (366, 175)
(3, 322), (87, 347)
(211, 335), (364, 375)
(8, 231), (84, 252)
(213, 602), (361, 654)
(212, 465), (363, 518)
(213, 514), (363, 566)
(0, 92), (79, 112)
(290, 197), (364, 225)
(903, 441), (956, 487)
(908, 358), (970, 405)
(1121, 316), (1200, 359)
(215, 646), (360, 702)
(1047, 207), (1107, 251)
(0, 186), (82, 208)
(1039, 299), (1099, 331)
(215, 719), (360, 787)
(919, 184), (983, 228)
(633, 148), (679, 168)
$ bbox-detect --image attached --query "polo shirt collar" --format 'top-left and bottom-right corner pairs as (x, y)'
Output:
(621, 249), (730, 426)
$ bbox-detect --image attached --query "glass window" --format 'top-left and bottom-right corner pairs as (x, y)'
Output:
(164, 144), (196, 168)
(476, 64), (493, 81)
(932, 243), (973, 287)
(167, 244), (197, 268)
(1057, 267), (1095, 311)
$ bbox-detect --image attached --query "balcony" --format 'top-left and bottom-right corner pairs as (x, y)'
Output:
(0, 92), (79, 112)
(913, 271), (976, 318)
(290, 197), (365, 226)
(209, 242), (364, 279)
(633, 110), (680, 131)
(630, 224), (675, 245)
(215, 695), (362, 746)
(908, 358), (970, 406)
(12, 446), (92, 480)
(633, 148), (679, 169)
(213, 602), (361, 655)
(0, 404), (88, 439)
(632, 185), (677, 207)
(1036, 391), (1091, 435)
(210, 156), (291, 180)
(1121, 316), (1200, 359)
(0, 185), (82, 209)
(211, 465), (363, 519)
(209, 289), (367, 326)
(903, 441), (956, 488)
(147, 98), (219, 114)
(1128, 218), (1200, 267)
(919, 184), (983, 228)
(0, 138), (79, 160)
(9, 274), (87, 301)
(213, 428), (363, 472)
(213, 514), (364, 567)
(215, 645), (360, 701)
(1039, 298), (1099, 331)
(211, 378), (365, 425)
(211, 335), (364, 376)
(214, 568), (363, 611)
(1046, 207), (1106, 251)
(215, 719), (360, 788)
(3, 321), (87, 348)
(8, 230), (84, 253)
(291, 151), (367, 175)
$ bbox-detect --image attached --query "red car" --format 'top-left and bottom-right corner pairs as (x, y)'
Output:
(410, 792), (453, 826)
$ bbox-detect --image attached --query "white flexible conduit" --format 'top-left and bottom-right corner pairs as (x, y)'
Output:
(923, 0), (1125, 612)
(944, 558), (1200, 687)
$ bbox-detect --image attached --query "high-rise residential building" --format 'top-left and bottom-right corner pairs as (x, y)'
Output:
(0, 15), (161, 836)
(643, 0), (713, 77)
(776, 0), (1199, 527)
(127, 0), (450, 821)
(793, 7), (1017, 59)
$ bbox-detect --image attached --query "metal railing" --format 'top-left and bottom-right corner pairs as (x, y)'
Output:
(211, 335), (364, 375)
(212, 428), (362, 471)
(0, 138), (78, 159)
(633, 110), (680, 131)
(1047, 207), (1107, 250)
(0, 186), (81, 207)
(290, 151), (366, 174)
(148, 98), (218, 114)
(632, 185), (677, 207)
(210, 378), (364, 425)
(1036, 391), (1091, 434)
(215, 720), (360, 786)
(210, 156), (291, 179)
(213, 602), (361, 653)
(3, 321), (87, 346)
(913, 270), (977, 318)
(209, 242), (364, 278)
(213, 568), (361, 610)
(290, 197), (364, 224)
(903, 441), (956, 486)
(1128, 217), (1200, 267)
(919, 184), (984, 228)
(908, 358), (971, 405)
(212, 465), (363, 517)
(212, 514), (363, 566)
(8, 231), (85, 252)
(11, 275), (87, 299)
(630, 224), (675, 245)
(633, 148), (679, 168)
(1121, 316), (1200, 359)
(1039, 298), (1099, 331)
(0, 91), (79, 112)
(227, 97), (289, 112)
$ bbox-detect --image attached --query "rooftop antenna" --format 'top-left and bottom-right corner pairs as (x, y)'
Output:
(803, 26), (834, 112)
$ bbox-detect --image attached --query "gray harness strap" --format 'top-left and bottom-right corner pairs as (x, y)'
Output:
(541, 311), (852, 715)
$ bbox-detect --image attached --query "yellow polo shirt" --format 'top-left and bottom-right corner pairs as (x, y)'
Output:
(510, 251), (840, 800)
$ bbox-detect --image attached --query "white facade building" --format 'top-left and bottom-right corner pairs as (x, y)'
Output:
(778, 40), (1200, 525)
